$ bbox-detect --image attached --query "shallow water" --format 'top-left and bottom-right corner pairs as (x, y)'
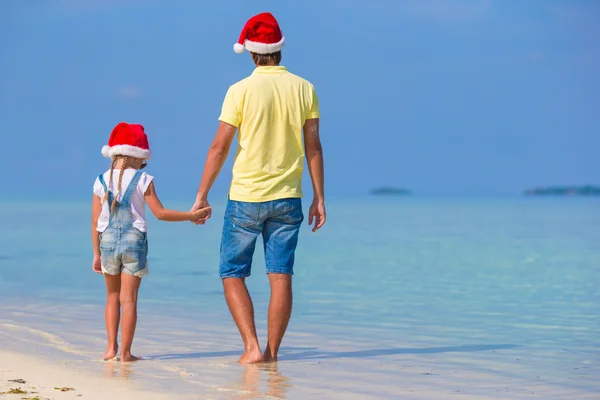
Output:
(1, 198), (599, 399)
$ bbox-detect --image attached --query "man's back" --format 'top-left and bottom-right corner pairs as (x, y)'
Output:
(219, 66), (320, 202)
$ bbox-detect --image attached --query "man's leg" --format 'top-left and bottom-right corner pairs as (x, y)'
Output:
(223, 277), (263, 363)
(262, 198), (303, 362)
(220, 200), (263, 364)
(263, 273), (292, 362)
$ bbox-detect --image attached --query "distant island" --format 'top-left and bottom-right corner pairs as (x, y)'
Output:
(524, 185), (600, 196)
(369, 187), (412, 196)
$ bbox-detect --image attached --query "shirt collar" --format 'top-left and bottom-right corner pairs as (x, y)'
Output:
(252, 66), (288, 74)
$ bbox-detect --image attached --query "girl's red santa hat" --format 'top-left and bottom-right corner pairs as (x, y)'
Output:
(101, 122), (152, 160)
(233, 12), (285, 55)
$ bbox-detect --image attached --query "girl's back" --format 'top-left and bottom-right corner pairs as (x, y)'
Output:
(93, 169), (154, 233)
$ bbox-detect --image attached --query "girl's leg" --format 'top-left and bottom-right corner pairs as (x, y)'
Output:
(103, 274), (121, 360)
(120, 273), (142, 362)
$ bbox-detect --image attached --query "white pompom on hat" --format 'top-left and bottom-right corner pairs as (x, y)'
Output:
(233, 12), (285, 55)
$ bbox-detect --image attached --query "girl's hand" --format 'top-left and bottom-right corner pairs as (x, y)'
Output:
(92, 255), (103, 274)
(191, 206), (212, 222)
(190, 199), (211, 225)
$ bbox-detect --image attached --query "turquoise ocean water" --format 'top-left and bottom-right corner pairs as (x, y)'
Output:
(0, 198), (599, 399)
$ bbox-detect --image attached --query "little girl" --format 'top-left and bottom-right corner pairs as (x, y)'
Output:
(91, 122), (209, 362)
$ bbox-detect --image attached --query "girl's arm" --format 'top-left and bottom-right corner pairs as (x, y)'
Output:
(91, 194), (102, 273)
(145, 181), (210, 222)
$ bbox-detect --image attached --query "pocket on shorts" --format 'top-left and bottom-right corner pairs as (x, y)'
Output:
(99, 238), (116, 252)
(122, 231), (147, 253)
(121, 232), (147, 271)
(99, 238), (118, 274)
(99, 243), (116, 252)
(276, 198), (304, 225)
(121, 249), (148, 276)
(229, 201), (260, 229)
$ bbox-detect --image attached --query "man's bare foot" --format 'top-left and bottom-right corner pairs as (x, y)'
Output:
(263, 351), (278, 363)
(262, 346), (278, 363)
(238, 348), (264, 364)
(121, 353), (141, 362)
(102, 345), (118, 361)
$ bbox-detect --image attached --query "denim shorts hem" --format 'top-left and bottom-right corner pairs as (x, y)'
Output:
(101, 267), (120, 276)
(123, 265), (148, 278)
(266, 269), (294, 275)
(101, 264), (148, 277)
(220, 273), (251, 279)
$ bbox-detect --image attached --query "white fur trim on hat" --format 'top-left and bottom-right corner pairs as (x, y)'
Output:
(101, 144), (152, 160)
(236, 36), (285, 54)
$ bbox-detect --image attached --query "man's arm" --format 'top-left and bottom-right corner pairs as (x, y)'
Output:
(303, 118), (326, 232)
(191, 121), (237, 222)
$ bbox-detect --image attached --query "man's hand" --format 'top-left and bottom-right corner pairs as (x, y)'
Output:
(192, 121), (236, 225)
(303, 118), (325, 232)
(308, 199), (326, 232)
(92, 255), (102, 274)
(190, 199), (211, 225)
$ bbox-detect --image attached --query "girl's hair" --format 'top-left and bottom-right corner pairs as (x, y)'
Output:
(101, 155), (130, 213)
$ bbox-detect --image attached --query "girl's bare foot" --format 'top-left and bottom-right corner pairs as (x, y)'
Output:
(238, 348), (264, 364)
(121, 353), (141, 362)
(102, 345), (119, 361)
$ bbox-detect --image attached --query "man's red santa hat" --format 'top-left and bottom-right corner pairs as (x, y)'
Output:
(233, 12), (285, 55)
(101, 122), (152, 160)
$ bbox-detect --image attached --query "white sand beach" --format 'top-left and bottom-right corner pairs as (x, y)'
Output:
(1, 302), (599, 400)
(0, 350), (174, 400)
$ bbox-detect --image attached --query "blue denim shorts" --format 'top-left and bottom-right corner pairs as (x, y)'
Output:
(100, 228), (148, 277)
(220, 198), (304, 278)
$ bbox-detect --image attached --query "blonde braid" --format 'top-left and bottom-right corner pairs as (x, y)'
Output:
(102, 157), (117, 205)
(111, 156), (129, 212)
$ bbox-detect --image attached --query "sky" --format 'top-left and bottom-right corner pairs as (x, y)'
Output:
(1, 0), (599, 199)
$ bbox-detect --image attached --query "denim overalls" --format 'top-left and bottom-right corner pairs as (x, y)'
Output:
(98, 170), (148, 277)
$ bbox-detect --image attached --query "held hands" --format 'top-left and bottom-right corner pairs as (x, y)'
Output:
(92, 255), (102, 274)
(308, 199), (326, 232)
(191, 206), (212, 222)
(190, 198), (211, 225)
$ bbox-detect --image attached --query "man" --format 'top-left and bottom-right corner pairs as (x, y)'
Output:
(191, 12), (326, 364)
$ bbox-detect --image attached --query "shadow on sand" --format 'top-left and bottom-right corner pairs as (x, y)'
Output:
(148, 344), (520, 361)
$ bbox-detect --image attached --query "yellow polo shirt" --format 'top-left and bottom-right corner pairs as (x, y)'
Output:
(219, 66), (320, 202)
